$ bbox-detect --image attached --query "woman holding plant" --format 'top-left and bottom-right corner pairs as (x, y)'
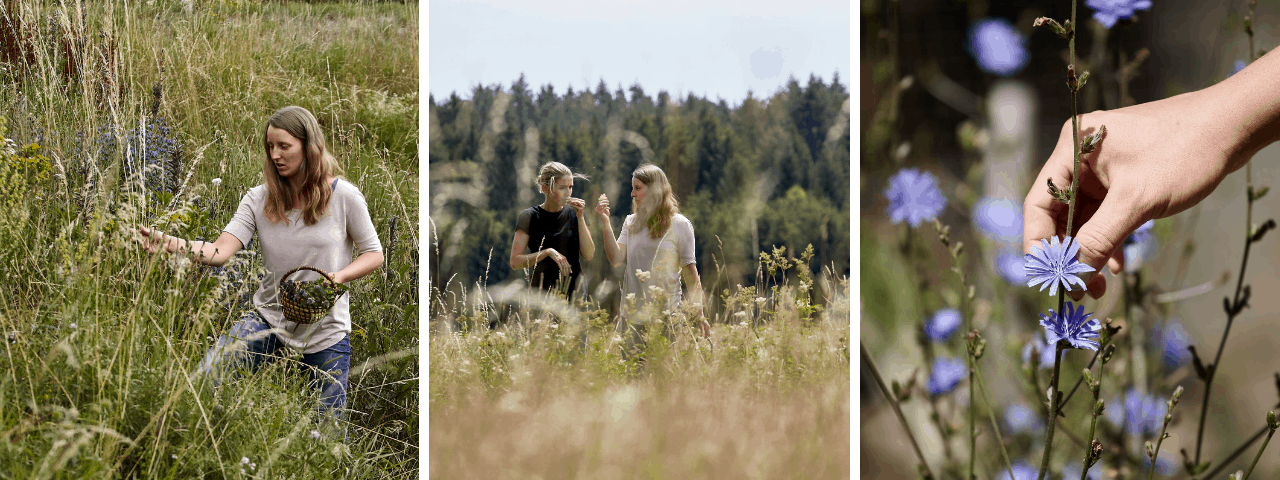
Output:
(508, 161), (595, 299)
(596, 164), (709, 338)
(132, 105), (383, 422)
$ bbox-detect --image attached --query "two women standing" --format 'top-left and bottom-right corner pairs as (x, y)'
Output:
(509, 162), (706, 335)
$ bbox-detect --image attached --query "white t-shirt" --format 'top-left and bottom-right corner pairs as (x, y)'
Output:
(616, 213), (696, 320)
(222, 178), (382, 353)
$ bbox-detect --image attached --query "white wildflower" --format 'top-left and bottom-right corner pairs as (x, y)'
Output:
(211, 178), (222, 188)
(310, 429), (321, 439)
(755, 297), (766, 306)
(739, 321), (748, 327)
(626, 293), (636, 302)
(635, 269), (650, 283)
(496, 331), (505, 338)
(69, 323), (77, 330)
(241, 457), (250, 465)
(240, 469), (245, 475)
(733, 311), (746, 319)
(550, 323), (558, 329)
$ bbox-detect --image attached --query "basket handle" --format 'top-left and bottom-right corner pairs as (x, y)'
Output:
(279, 266), (336, 290)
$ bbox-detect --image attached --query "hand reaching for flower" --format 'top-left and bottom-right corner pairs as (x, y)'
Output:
(1023, 48), (1280, 300)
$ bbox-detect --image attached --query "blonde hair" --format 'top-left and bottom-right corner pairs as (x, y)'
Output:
(262, 106), (344, 225)
(536, 161), (589, 189)
(629, 164), (679, 239)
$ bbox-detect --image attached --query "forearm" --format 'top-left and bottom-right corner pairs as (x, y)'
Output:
(599, 218), (621, 267)
(511, 249), (545, 270)
(333, 251), (384, 284)
(1208, 47), (1280, 174)
(578, 216), (595, 261)
(163, 236), (229, 267)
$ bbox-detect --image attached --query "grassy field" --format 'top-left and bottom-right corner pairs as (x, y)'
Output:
(0, 1), (417, 478)
(428, 246), (851, 479)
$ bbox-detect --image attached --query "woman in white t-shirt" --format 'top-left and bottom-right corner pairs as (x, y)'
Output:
(131, 106), (384, 424)
(596, 164), (709, 338)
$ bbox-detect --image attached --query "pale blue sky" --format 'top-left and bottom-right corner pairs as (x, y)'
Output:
(428, 0), (850, 106)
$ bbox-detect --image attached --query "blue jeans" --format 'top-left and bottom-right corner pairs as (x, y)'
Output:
(196, 310), (351, 419)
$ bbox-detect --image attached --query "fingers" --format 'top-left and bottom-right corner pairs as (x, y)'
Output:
(1070, 193), (1147, 287)
(1107, 247), (1126, 275)
(1070, 273), (1107, 301)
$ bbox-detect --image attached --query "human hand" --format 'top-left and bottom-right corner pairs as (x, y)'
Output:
(133, 226), (175, 254)
(543, 248), (570, 276)
(1024, 89), (1243, 301)
(326, 270), (347, 285)
(569, 197), (586, 217)
(595, 193), (610, 220)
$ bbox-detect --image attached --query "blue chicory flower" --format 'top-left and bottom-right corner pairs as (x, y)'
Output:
(1121, 388), (1168, 438)
(925, 308), (962, 342)
(996, 250), (1027, 285)
(1142, 453), (1176, 476)
(1234, 59), (1248, 75)
(1123, 220), (1157, 273)
(884, 168), (947, 227)
(1025, 235), (1095, 296)
(1004, 402), (1043, 434)
(997, 461), (1037, 480)
(1151, 320), (1191, 370)
(928, 357), (967, 395)
(966, 18), (1029, 77)
(1021, 332), (1057, 370)
(1039, 301), (1102, 351)
(1086, 0), (1152, 29)
(973, 196), (1023, 244)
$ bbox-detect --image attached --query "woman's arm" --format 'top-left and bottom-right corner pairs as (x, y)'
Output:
(331, 250), (384, 284)
(572, 198), (595, 262)
(134, 227), (243, 267)
(595, 195), (626, 268)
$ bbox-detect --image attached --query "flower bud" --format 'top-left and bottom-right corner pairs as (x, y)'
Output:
(1170, 385), (1185, 406)
(1082, 368), (1095, 387)
(1095, 399), (1105, 416)
(1145, 441), (1154, 459)
(1269, 410), (1278, 431)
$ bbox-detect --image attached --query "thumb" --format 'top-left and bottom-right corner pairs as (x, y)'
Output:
(1070, 196), (1147, 285)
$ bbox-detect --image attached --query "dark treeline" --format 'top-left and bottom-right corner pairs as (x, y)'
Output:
(429, 72), (850, 319)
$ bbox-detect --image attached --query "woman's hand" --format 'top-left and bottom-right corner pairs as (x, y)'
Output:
(543, 248), (570, 276)
(569, 197), (586, 218)
(595, 193), (610, 220)
(133, 226), (178, 254)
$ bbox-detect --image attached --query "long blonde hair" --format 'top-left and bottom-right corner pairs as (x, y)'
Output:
(262, 106), (343, 225)
(629, 164), (679, 239)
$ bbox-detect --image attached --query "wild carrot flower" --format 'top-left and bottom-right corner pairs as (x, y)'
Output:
(996, 250), (1026, 285)
(1004, 402), (1043, 434)
(1025, 236), (1095, 296)
(997, 461), (1037, 480)
(1086, 0), (1152, 28)
(928, 357), (967, 395)
(924, 308), (962, 342)
(1039, 301), (1101, 351)
(1021, 332), (1056, 369)
(967, 18), (1028, 77)
(1151, 321), (1191, 370)
(884, 168), (947, 227)
(973, 196), (1023, 244)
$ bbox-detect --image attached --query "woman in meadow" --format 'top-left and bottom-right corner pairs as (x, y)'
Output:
(132, 105), (383, 422)
(508, 161), (595, 299)
(596, 164), (709, 337)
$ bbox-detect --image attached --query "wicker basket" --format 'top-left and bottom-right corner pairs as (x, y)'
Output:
(279, 266), (340, 324)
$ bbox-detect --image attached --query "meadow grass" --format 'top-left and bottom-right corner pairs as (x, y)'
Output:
(429, 246), (851, 479)
(0, 1), (417, 478)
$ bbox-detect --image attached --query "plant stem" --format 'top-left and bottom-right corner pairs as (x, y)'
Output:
(1199, 425), (1269, 480)
(1081, 354), (1109, 479)
(1056, 327), (1119, 417)
(1038, 341), (1067, 480)
(1064, 0), (1080, 240)
(972, 363), (1017, 480)
(1198, 1), (1261, 465)
(860, 342), (935, 480)
(1241, 425), (1275, 480)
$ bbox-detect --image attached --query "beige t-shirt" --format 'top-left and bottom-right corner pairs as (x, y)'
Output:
(616, 213), (697, 320)
(222, 178), (382, 353)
